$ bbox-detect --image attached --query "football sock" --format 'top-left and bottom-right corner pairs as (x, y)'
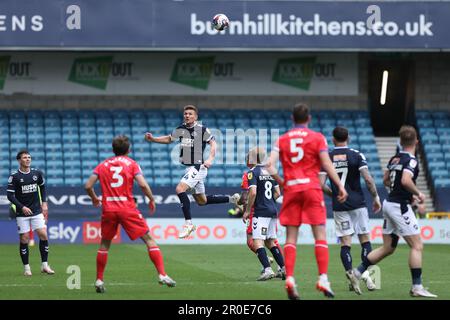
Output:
(410, 268), (422, 285)
(340, 245), (352, 271)
(149, 246), (166, 276)
(315, 240), (329, 275)
(246, 238), (257, 253)
(361, 241), (372, 265)
(256, 248), (271, 269)
(270, 246), (285, 268)
(206, 195), (229, 204)
(96, 249), (108, 281)
(177, 192), (192, 220)
(39, 240), (49, 262)
(20, 243), (29, 265)
(284, 244), (297, 278)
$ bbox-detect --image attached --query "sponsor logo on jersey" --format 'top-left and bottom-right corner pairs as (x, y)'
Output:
(181, 138), (194, 147)
(21, 184), (37, 194)
(333, 154), (347, 161)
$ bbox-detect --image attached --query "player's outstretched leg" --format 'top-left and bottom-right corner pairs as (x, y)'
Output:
(143, 234), (176, 287)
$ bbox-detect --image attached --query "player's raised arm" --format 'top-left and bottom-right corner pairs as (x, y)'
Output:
(144, 132), (172, 144)
(135, 174), (156, 215)
(319, 152), (348, 203)
(84, 174), (101, 207)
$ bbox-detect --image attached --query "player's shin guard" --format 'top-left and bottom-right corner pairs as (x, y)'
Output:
(205, 195), (229, 204)
(247, 238), (257, 253)
(177, 192), (192, 220)
(283, 244), (297, 278)
(315, 240), (329, 275)
(96, 249), (108, 281)
(256, 248), (271, 269)
(274, 239), (283, 257)
(340, 245), (352, 271)
(39, 240), (49, 262)
(148, 246), (166, 276)
(20, 243), (29, 265)
(410, 268), (422, 286)
(270, 246), (285, 268)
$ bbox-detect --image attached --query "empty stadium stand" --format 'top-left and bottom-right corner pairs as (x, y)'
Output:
(1, 109), (383, 187)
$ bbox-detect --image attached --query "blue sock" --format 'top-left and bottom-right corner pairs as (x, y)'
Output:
(361, 241), (372, 265)
(177, 192), (191, 220)
(340, 245), (352, 271)
(39, 240), (49, 263)
(206, 195), (229, 204)
(270, 246), (285, 268)
(410, 268), (422, 285)
(256, 248), (271, 269)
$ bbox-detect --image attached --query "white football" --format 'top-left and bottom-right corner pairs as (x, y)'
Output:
(212, 13), (229, 31)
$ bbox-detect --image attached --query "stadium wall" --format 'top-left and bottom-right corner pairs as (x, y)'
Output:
(0, 53), (448, 111)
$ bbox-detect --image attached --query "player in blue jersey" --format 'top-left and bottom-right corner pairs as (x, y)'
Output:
(145, 105), (239, 239)
(348, 126), (437, 298)
(319, 126), (381, 293)
(243, 147), (285, 281)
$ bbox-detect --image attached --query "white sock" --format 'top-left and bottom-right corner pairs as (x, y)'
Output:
(24, 264), (31, 271)
(41, 262), (48, 268)
(413, 284), (423, 290)
(185, 220), (192, 225)
(319, 273), (328, 282)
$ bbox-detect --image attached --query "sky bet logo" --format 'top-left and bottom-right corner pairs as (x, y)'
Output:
(68, 56), (134, 90)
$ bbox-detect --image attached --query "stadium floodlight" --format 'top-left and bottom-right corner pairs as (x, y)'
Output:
(380, 70), (389, 106)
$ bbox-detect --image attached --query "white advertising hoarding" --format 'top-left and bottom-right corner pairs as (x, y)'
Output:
(145, 218), (450, 245)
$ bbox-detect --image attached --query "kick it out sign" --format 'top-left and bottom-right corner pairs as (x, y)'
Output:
(0, 52), (357, 95)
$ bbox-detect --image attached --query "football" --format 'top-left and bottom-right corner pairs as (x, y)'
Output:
(212, 13), (229, 31)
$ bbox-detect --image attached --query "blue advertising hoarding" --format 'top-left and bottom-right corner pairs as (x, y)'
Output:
(0, 1), (449, 50)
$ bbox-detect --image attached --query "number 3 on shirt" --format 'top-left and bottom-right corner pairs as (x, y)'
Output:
(110, 166), (124, 188)
(290, 138), (304, 163)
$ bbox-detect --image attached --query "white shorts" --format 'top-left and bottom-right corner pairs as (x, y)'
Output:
(180, 165), (208, 194)
(382, 200), (420, 237)
(16, 214), (46, 234)
(252, 217), (278, 240)
(334, 207), (370, 237)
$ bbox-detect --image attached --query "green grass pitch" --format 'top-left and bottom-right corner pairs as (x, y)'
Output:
(0, 244), (448, 300)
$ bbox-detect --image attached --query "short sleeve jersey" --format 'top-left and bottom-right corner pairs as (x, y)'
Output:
(170, 122), (214, 166)
(387, 151), (419, 205)
(93, 156), (142, 212)
(247, 165), (279, 218)
(275, 126), (328, 193)
(7, 168), (45, 217)
(327, 147), (368, 211)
